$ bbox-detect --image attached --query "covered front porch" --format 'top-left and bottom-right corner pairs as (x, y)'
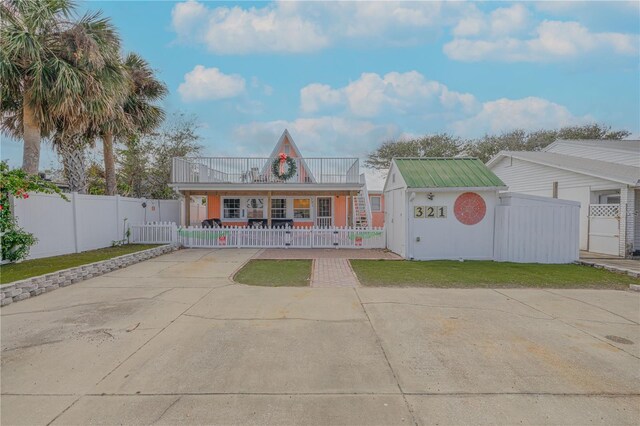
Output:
(180, 190), (367, 228)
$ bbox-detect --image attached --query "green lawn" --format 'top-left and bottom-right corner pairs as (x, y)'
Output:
(350, 260), (639, 289)
(0, 244), (161, 284)
(234, 260), (312, 287)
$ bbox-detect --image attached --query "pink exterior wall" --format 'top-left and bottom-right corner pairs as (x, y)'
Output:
(207, 195), (220, 219)
(370, 193), (384, 228)
(334, 196), (348, 227)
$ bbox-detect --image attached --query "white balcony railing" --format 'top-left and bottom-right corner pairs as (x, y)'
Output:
(172, 157), (361, 185)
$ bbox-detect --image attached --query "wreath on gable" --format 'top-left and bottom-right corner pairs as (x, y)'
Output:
(272, 153), (297, 181)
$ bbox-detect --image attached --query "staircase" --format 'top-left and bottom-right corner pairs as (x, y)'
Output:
(353, 174), (373, 228)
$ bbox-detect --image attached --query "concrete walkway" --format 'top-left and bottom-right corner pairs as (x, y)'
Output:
(1, 248), (639, 425)
(580, 251), (640, 277)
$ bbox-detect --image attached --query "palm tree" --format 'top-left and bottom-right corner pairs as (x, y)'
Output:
(50, 11), (126, 193)
(0, 0), (84, 174)
(100, 52), (167, 195)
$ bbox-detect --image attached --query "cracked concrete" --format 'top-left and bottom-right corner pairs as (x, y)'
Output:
(2, 248), (639, 425)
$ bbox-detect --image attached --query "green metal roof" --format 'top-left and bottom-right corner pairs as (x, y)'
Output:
(394, 158), (506, 188)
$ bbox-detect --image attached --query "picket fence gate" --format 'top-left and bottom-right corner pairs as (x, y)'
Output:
(130, 222), (386, 249)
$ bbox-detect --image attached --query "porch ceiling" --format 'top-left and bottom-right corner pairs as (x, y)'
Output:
(181, 189), (360, 196)
(171, 183), (363, 196)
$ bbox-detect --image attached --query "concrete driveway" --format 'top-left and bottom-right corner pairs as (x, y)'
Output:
(1, 249), (639, 425)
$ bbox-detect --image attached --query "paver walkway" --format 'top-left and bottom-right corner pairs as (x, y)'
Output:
(311, 258), (360, 287)
(580, 251), (640, 277)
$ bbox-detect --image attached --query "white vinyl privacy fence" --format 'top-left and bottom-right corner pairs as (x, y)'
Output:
(13, 193), (180, 259)
(494, 193), (580, 263)
(131, 223), (386, 249)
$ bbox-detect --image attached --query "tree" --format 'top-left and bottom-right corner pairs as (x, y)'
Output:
(117, 134), (151, 198)
(0, 0), (81, 174)
(365, 134), (462, 170)
(365, 124), (632, 169)
(145, 113), (202, 199)
(101, 52), (167, 195)
(50, 11), (126, 193)
(464, 124), (631, 163)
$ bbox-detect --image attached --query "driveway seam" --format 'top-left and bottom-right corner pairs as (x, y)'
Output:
(543, 289), (639, 325)
(353, 287), (418, 426)
(493, 289), (640, 361)
(361, 301), (554, 321)
(182, 313), (366, 322)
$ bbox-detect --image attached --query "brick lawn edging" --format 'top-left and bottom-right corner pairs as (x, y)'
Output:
(0, 244), (177, 306)
(576, 260), (640, 278)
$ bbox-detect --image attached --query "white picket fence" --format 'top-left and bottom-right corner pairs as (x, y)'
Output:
(130, 223), (386, 249)
(130, 222), (177, 244)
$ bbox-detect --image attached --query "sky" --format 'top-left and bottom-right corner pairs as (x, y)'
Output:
(1, 0), (639, 188)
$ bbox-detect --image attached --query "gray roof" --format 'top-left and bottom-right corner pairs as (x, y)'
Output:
(545, 139), (640, 153)
(492, 151), (640, 186)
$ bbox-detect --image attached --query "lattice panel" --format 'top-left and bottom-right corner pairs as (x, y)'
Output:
(589, 204), (620, 217)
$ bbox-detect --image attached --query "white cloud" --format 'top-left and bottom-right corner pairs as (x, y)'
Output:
(445, 20), (639, 62)
(300, 84), (344, 113)
(171, 1), (469, 54)
(178, 65), (246, 102)
(453, 4), (530, 38)
(232, 117), (400, 158)
(450, 97), (592, 136)
(300, 71), (478, 118)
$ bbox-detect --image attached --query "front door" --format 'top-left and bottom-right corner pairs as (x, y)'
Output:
(316, 197), (333, 227)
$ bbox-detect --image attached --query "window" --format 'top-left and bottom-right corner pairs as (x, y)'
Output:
(271, 198), (287, 218)
(223, 198), (240, 219)
(284, 144), (291, 154)
(246, 198), (264, 219)
(600, 194), (621, 204)
(293, 198), (311, 219)
(370, 196), (381, 212)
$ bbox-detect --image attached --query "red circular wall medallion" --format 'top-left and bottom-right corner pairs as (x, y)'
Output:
(454, 192), (486, 225)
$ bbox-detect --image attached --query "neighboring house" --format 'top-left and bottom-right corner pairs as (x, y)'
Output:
(169, 130), (376, 228)
(487, 139), (640, 257)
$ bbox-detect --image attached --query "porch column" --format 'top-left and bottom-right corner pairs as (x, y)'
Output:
(184, 191), (191, 227)
(267, 191), (272, 227)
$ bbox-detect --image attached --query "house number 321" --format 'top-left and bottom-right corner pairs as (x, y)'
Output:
(414, 206), (447, 218)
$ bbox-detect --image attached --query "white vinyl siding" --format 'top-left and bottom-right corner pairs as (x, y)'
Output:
(491, 157), (621, 194)
(546, 141), (640, 166)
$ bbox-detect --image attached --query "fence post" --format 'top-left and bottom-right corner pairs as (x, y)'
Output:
(172, 223), (178, 246)
(115, 195), (121, 240)
(71, 192), (81, 253)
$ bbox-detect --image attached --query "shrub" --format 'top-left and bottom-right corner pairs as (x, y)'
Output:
(0, 162), (67, 262)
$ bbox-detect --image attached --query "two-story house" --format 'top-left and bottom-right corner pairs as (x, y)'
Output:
(170, 130), (380, 229)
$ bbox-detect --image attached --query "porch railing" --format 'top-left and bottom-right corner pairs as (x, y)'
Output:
(171, 157), (361, 184)
(130, 223), (385, 249)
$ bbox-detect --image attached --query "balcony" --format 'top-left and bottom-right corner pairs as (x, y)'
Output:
(171, 157), (361, 185)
